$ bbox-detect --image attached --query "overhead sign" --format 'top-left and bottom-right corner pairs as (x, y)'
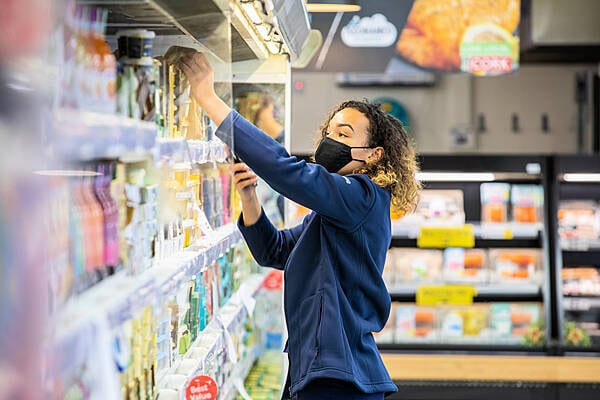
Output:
(304, 0), (520, 76)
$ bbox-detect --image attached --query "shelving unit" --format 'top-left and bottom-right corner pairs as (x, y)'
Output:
(551, 155), (600, 353)
(41, 1), (306, 399)
(382, 155), (551, 352)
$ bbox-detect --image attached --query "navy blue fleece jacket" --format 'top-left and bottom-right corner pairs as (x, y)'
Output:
(215, 110), (397, 395)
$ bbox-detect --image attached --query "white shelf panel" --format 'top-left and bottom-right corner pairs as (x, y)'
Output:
(563, 297), (600, 311)
(388, 283), (542, 298)
(391, 222), (542, 240)
(50, 108), (157, 161)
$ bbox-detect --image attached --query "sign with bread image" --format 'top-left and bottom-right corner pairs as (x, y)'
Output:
(396, 0), (520, 75)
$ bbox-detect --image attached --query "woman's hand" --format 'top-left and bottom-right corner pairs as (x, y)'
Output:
(174, 50), (216, 107)
(165, 47), (231, 126)
(233, 162), (262, 226)
(233, 162), (258, 200)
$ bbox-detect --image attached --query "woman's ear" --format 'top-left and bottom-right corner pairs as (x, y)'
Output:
(368, 146), (384, 164)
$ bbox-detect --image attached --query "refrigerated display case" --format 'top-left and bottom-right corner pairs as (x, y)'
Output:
(551, 155), (600, 353)
(380, 155), (551, 352)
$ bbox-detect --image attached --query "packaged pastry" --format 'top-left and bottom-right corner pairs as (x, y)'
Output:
(402, 189), (465, 226)
(441, 305), (489, 340)
(489, 249), (541, 284)
(490, 303), (541, 340)
(511, 185), (543, 223)
(387, 248), (443, 286)
(480, 183), (510, 223)
(557, 201), (600, 247)
(443, 248), (487, 283)
(562, 268), (600, 296)
(395, 305), (437, 342)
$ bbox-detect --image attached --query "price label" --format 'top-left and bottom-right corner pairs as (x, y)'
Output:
(417, 225), (475, 248)
(185, 375), (218, 400)
(416, 285), (477, 306)
(262, 270), (283, 291)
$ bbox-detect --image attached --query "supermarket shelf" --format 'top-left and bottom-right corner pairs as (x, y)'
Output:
(380, 353), (600, 383)
(391, 222), (542, 248)
(390, 237), (541, 249)
(82, 0), (310, 63)
(220, 347), (260, 400)
(54, 224), (242, 341)
(562, 296), (600, 311)
(49, 108), (157, 161)
(81, 0), (230, 62)
(158, 272), (267, 393)
(561, 346), (600, 355)
(561, 250), (600, 266)
(378, 343), (546, 353)
(389, 284), (543, 303)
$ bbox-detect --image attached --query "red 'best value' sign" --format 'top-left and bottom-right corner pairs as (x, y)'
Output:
(185, 376), (218, 400)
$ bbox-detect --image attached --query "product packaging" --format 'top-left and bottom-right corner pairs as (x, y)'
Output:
(511, 185), (544, 223)
(562, 268), (600, 296)
(489, 248), (541, 284)
(395, 305), (438, 342)
(386, 248), (443, 288)
(443, 248), (488, 283)
(440, 305), (490, 342)
(557, 200), (600, 249)
(403, 189), (465, 226)
(480, 183), (510, 223)
(490, 303), (542, 343)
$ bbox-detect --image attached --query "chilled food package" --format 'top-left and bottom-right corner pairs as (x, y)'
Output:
(557, 200), (600, 249)
(385, 248), (443, 288)
(401, 189), (465, 226)
(489, 248), (542, 284)
(562, 268), (600, 296)
(480, 183), (510, 223)
(490, 303), (543, 345)
(511, 185), (544, 223)
(443, 248), (488, 283)
(395, 305), (438, 342)
(440, 305), (490, 342)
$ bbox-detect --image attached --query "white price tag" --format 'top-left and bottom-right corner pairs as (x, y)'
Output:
(233, 378), (252, 400)
(196, 206), (214, 234)
(239, 287), (256, 317)
(215, 315), (237, 364)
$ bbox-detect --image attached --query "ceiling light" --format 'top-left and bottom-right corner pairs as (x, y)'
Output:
(562, 173), (600, 182)
(241, 1), (263, 24)
(305, 0), (361, 13)
(265, 41), (282, 54)
(415, 172), (496, 182)
(255, 24), (272, 41)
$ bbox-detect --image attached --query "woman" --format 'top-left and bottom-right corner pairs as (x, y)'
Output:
(174, 50), (420, 400)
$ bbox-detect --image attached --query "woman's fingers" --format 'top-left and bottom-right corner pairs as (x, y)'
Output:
(232, 163), (258, 189)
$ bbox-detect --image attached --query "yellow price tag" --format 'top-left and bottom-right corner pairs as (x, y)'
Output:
(503, 228), (514, 239)
(417, 225), (475, 248)
(416, 285), (477, 306)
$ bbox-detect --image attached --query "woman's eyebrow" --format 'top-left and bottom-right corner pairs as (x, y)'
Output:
(335, 123), (355, 132)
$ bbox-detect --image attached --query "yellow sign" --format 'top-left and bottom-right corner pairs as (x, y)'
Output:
(416, 285), (477, 306)
(417, 225), (475, 248)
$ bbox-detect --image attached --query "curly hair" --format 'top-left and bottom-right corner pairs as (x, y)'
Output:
(316, 100), (421, 213)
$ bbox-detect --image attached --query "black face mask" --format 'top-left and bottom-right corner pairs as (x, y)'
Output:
(314, 137), (372, 173)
